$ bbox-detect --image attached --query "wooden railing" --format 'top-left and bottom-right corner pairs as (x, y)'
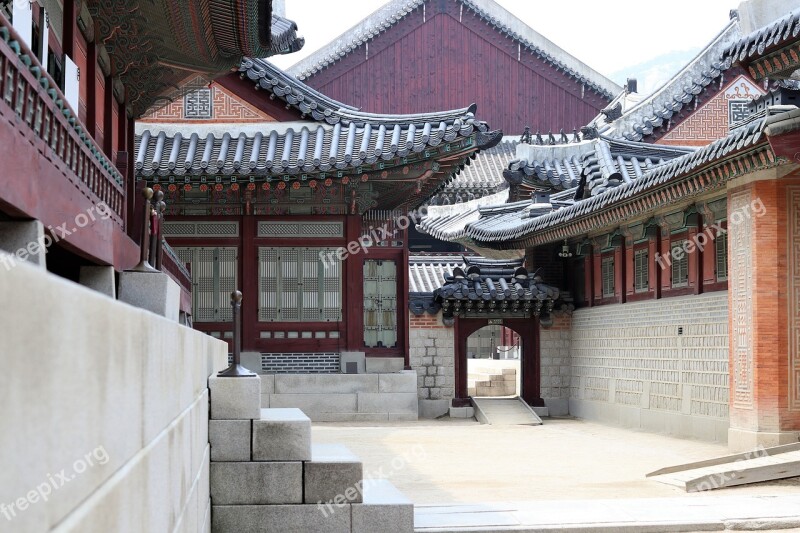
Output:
(0, 13), (125, 227)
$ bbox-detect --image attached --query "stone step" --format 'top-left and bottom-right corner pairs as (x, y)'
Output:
(210, 462), (303, 505)
(472, 398), (543, 426)
(253, 408), (312, 461)
(304, 443), (364, 504)
(353, 479), (414, 533)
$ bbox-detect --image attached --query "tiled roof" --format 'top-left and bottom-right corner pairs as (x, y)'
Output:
(135, 60), (498, 178)
(465, 111), (776, 244)
(506, 137), (694, 198)
(407, 255), (560, 317)
(419, 189), (510, 242)
(429, 139), (517, 205)
(409, 255), (464, 294)
(724, 9), (800, 63)
(239, 58), (480, 127)
(286, 0), (620, 99)
(596, 20), (742, 142)
(270, 15), (306, 55)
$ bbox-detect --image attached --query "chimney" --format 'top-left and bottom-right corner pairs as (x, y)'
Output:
(533, 191), (551, 204)
(626, 78), (638, 94)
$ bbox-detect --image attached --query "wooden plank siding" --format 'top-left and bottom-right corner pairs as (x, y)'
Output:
(302, 4), (610, 135)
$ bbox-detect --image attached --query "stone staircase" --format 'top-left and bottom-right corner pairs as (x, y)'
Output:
(468, 366), (516, 397)
(208, 374), (413, 532)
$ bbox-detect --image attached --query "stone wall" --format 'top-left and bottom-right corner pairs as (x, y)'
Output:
(0, 257), (227, 532)
(540, 314), (572, 416)
(568, 292), (730, 442)
(409, 312), (455, 418)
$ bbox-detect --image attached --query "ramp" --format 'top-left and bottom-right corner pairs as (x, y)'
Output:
(647, 442), (800, 491)
(471, 397), (542, 426)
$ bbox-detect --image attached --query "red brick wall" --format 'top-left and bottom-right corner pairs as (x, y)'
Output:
(728, 173), (800, 433)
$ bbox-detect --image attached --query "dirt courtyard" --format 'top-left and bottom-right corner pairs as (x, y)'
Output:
(311, 417), (800, 504)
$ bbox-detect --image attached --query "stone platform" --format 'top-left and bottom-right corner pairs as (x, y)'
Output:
(259, 371), (419, 422)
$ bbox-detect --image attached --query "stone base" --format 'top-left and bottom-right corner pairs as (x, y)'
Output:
(210, 462), (302, 504)
(341, 351), (366, 374)
(542, 398), (569, 417)
(449, 406), (475, 419)
(118, 271), (180, 321)
(365, 356), (404, 373)
(419, 399), (450, 419)
(728, 428), (800, 453)
(79, 265), (116, 297)
(209, 375), (261, 420)
(0, 220), (46, 269)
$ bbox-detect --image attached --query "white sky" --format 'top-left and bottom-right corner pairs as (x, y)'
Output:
(271, 0), (742, 95)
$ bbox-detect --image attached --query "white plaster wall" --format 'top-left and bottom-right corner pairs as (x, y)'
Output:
(568, 292), (730, 442)
(0, 257), (227, 533)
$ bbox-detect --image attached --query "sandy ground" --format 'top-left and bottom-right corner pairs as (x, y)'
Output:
(310, 417), (800, 504)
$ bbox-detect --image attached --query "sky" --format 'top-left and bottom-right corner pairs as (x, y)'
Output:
(270, 0), (742, 95)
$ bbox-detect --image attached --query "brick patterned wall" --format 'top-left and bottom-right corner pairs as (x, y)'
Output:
(409, 313), (455, 401)
(228, 353), (340, 373)
(789, 187), (800, 412)
(142, 79), (276, 123)
(660, 75), (764, 146)
(540, 315), (572, 400)
(728, 177), (800, 435)
(570, 292), (729, 424)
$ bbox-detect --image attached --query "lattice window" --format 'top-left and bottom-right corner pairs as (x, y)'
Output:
(634, 248), (649, 293)
(258, 221), (343, 238)
(671, 239), (689, 288)
(174, 246), (238, 322)
(715, 231), (728, 281)
(163, 221), (239, 237)
(258, 247), (342, 322)
(601, 256), (615, 298)
(363, 260), (397, 348)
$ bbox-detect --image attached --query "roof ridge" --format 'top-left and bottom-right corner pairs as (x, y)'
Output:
(286, 0), (620, 98)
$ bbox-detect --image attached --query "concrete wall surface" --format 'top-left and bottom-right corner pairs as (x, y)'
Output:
(568, 292), (730, 442)
(0, 255), (228, 533)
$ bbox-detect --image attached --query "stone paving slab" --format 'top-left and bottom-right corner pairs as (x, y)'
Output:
(414, 496), (800, 532)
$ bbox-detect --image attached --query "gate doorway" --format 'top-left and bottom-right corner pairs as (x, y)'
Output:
(453, 318), (542, 407)
(466, 325), (521, 397)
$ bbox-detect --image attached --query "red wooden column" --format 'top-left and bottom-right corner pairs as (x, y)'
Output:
(687, 222), (703, 295)
(241, 216), (256, 351)
(512, 317), (543, 407)
(344, 215), (363, 352)
(584, 249), (594, 307)
(726, 175), (800, 452)
(614, 242), (626, 304)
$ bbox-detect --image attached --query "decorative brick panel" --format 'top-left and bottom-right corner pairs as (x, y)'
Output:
(570, 292), (729, 419)
(729, 190), (755, 409)
(229, 353), (340, 373)
(789, 187), (800, 410)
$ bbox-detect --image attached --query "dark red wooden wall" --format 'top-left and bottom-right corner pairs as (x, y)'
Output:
(299, 1), (613, 135)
